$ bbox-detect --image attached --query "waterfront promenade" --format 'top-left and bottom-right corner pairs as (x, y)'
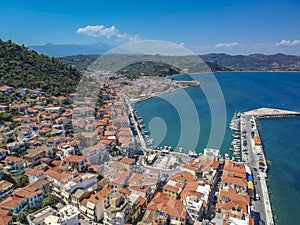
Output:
(239, 107), (300, 225)
(123, 93), (147, 150)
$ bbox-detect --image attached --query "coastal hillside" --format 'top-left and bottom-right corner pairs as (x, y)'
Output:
(60, 54), (230, 79)
(60, 53), (300, 77)
(201, 53), (300, 71)
(0, 39), (81, 96)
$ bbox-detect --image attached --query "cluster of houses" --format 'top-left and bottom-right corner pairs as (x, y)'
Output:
(213, 160), (255, 225)
(136, 149), (256, 225)
(0, 83), (140, 224)
(121, 76), (175, 101)
(137, 149), (221, 225)
(1, 78), (257, 225)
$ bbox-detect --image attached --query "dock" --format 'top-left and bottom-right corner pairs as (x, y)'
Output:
(123, 93), (147, 150)
(238, 107), (300, 225)
(242, 107), (300, 118)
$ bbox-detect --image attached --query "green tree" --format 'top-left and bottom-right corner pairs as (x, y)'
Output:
(41, 195), (58, 208)
(17, 209), (35, 225)
(53, 148), (58, 155)
(17, 211), (28, 224)
(0, 39), (82, 96)
(20, 175), (29, 186)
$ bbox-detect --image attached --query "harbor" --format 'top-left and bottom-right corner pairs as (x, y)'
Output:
(229, 107), (300, 225)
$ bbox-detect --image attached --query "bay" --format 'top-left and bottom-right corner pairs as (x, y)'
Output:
(134, 72), (300, 225)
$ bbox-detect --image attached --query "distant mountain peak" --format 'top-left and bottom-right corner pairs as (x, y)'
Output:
(28, 42), (116, 57)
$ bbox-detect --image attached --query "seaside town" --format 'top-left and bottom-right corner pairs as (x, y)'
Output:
(0, 70), (285, 225)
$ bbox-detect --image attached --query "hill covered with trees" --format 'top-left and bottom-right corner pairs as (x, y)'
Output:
(60, 53), (300, 74)
(60, 54), (230, 79)
(0, 39), (81, 96)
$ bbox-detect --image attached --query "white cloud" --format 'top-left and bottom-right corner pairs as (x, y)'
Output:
(276, 39), (300, 46)
(215, 42), (240, 48)
(179, 42), (185, 46)
(77, 25), (141, 42)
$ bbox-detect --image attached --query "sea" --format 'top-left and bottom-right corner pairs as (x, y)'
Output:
(133, 72), (300, 225)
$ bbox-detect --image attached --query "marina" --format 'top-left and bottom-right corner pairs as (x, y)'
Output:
(133, 72), (300, 225)
(229, 107), (300, 225)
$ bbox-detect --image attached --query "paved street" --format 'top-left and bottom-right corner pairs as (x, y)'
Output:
(241, 115), (273, 225)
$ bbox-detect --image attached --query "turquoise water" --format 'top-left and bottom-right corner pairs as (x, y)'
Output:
(259, 118), (300, 225)
(134, 72), (300, 225)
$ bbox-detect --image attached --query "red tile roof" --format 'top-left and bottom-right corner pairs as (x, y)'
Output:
(119, 188), (131, 195)
(25, 168), (44, 176)
(224, 160), (246, 174)
(0, 215), (12, 225)
(63, 155), (85, 163)
(130, 185), (150, 193)
(88, 187), (113, 205)
(163, 184), (180, 193)
(0, 181), (13, 192)
(139, 196), (147, 207)
(221, 175), (248, 187)
(2, 156), (22, 163)
(147, 192), (186, 219)
(0, 196), (24, 209)
(120, 157), (135, 165)
(45, 169), (73, 181)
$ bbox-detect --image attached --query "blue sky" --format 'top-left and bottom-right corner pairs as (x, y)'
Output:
(1, 0), (300, 54)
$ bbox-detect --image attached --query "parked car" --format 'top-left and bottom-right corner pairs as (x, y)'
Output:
(256, 193), (260, 200)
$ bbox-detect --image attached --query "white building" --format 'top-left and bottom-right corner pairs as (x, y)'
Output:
(184, 195), (204, 223)
(103, 192), (129, 225)
(25, 168), (45, 184)
(58, 144), (75, 159)
(27, 205), (79, 225)
(60, 173), (97, 201)
(14, 179), (50, 209)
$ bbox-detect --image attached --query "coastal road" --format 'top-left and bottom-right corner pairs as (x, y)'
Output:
(241, 115), (267, 225)
(242, 115), (256, 168)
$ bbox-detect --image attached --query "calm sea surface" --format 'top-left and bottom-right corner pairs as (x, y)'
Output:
(134, 72), (300, 225)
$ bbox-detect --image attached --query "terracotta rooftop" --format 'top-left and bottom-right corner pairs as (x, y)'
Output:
(128, 173), (144, 186)
(218, 190), (250, 204)
(88, 187), (113, 205)
(182, 161), (200, 172)
(0, 215), (12, 225)
(216, 200), (248, 214)
(224, 160), (246, 174)
(171, 171), (194, 183)
(221, 175), (248, 187)
(139, 196), (147, 206)
(130, 185), (150, 193)
(1, 156), (22, 163)
(120, 157), (135, 165)
(163, 184), (180, 193)
(45, 169), (73, 182)
(0, 181), (13, 192)
(180, 181), (202, 200)
(0, 196), (24, 209)
(119, 187), (131, 195)
(147, 192), (186, 219)
(0, 209), (9, 216)
(63, 155), (85, 163)
(25, 168), (44, 176)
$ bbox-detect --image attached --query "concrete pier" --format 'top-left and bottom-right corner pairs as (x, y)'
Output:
(242, 107), (300, 118)
(238, 107), (300, 225)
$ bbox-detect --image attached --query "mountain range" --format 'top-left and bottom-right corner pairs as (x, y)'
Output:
(60, 53), (300, 72)
(200, 53), (300, 71)
(28, 42), (115, 57)
(30, 42), (300, 71)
